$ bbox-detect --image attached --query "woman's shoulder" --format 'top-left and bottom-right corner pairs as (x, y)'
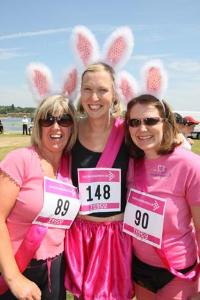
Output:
(1, 146), (37, 165)
(172, 146), (200, 169)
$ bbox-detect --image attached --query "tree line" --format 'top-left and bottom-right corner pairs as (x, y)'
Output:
(0, 105), (35, 116)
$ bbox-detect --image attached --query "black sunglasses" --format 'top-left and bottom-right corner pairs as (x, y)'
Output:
(39, 114), (73, 127)
(128, 117), (165, 128)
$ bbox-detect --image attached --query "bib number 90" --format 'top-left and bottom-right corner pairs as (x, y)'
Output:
(134, 210), (149, 229)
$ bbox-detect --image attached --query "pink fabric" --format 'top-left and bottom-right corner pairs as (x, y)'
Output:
(134, 277), (199, 300)
(64, 117), (133, 299)
(127, 147), (200, 270)
(155, 247), (200, 280)
(65, 218), (134, 300)
(0, 225), (47, 295)
(97, 118), (124, 167)
(0, 147), (70, 260)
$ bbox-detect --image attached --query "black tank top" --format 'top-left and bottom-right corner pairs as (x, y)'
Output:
(71, 139), (129, 217)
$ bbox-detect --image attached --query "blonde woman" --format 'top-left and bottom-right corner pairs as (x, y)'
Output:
(0, 95), (78, 300)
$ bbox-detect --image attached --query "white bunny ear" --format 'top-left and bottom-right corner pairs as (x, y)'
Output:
(26, 62), (53, 102)
(141, 59), (168, 98)
(61, 66), (79, 101)
(71, 25), (100, 68)
(116, 71), (139, 105)
(102, 26), (134, 70)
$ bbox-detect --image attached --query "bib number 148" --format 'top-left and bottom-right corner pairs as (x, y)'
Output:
(86, 184), (110, 201)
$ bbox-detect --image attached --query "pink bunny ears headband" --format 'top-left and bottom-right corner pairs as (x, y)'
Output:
(26, 25), (134, 104)
(26, 63), (78, 103)
(71, 25), (168, 107)
(71, 25), (134, 70)
(26, 25), (168, 109)
(117, 59), (168, 105)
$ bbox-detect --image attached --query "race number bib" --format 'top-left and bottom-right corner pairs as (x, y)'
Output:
(78, 168), (121, 214)
(33, 177), (80, 229)
(123, 188), (166, 248)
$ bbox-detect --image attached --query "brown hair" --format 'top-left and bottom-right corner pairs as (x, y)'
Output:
(125, 94), (181, 158)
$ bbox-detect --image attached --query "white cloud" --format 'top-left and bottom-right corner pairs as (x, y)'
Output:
(168, 59), (200, 73)
(133, 53), (172, 61)
(0, 27), (71, 41)
(0, 48), (34, 60)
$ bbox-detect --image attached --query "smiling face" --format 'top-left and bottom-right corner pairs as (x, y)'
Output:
(40, 112), (72, 156)
(80, 70), (115, 120)
(128, 103), (164, 159)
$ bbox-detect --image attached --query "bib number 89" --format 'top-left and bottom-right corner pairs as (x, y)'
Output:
(54, 199), (70, 216)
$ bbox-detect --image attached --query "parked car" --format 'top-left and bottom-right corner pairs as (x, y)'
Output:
(188, 124), (200, 139)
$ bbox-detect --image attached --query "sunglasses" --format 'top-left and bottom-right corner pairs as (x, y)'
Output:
(128, 117), (164, 128)
(39, 114), (73, 127)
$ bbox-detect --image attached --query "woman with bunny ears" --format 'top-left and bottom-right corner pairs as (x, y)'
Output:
(64, 26), (135, 300)
(123, 64), (200, 299)
(0, 64), (80, 299)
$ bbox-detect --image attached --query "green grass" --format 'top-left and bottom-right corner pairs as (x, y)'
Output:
(191, 139), (200, 155)
(0, 134), (200, 161)
(0, 133), (30, 160)
(0, 146), (17, 161)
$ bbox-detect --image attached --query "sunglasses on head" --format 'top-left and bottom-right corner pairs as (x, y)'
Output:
(39, 114), (73, 127)
(128, 117), (165, 128)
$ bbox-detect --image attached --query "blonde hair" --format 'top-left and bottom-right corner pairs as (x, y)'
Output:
(77, 62), (123, 117)
(31, 94), (77, 152)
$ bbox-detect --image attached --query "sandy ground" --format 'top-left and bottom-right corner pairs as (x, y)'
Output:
(0, 134), (31, 147)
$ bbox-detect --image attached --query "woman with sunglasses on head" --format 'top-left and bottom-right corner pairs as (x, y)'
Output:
(124, 94), (200, 300)
(64, 62), (134, 300)
(0, 95), (78, 300)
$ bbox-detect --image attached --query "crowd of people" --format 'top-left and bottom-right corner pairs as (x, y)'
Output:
(0, 117), (34, 135)
(174, 113), (199, 151)
(0, 25), (200, 300)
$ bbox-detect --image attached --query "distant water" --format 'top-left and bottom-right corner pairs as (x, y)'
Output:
(1, 113), (200, 133)
(0, 117), (31, 133)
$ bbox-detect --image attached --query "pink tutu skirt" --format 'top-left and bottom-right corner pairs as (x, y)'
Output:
(65, 218), (134, 300)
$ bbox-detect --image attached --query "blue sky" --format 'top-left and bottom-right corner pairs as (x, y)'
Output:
(0, 0), (200, 112)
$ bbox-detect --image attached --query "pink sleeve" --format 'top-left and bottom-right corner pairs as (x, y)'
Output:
(0, 148), (30, 187)
(126, 158), (134, 192)
(185, 158), (200, 206)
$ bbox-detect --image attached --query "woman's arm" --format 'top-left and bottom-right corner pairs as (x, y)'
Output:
(0, 172), (41, 299)
(191, 205), (200, 252)
(189, 206), (200, 300)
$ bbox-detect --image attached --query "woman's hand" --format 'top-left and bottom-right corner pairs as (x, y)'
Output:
(8, 272), (41, 300)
